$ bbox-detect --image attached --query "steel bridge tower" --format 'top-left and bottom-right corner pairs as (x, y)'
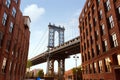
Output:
(47, 23), (65, 79)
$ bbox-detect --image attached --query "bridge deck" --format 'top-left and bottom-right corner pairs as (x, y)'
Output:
(30, 36), (80, 65)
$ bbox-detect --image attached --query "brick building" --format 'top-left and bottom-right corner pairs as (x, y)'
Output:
(79, 0), (120, 80)
(0, 0), (30, 80)
(64, 69), (74, 80)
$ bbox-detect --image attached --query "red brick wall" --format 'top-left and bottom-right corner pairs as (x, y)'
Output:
(0, 0), (30, 80)
(79, 0), (120, 80)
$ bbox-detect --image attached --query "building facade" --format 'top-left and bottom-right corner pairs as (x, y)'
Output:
(79, 0), (120, 80)
(64, 69), (74, 80)
(0, 0), (30, 80)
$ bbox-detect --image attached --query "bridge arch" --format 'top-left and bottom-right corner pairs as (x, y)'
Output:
(48, 23), (65, 49)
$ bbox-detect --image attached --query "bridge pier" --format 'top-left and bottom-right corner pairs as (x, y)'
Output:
(46, 58), (65, 80)
(47, 58), (54, 76)
(58, 59), (65, 80)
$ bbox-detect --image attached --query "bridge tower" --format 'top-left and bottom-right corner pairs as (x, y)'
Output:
(48, 23), (65, 49)
(47, 23), (65, 79)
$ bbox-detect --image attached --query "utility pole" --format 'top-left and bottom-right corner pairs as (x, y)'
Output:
(73, 55), (79, 80)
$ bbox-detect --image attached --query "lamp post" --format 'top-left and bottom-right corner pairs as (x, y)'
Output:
(73, 55), (79, 80)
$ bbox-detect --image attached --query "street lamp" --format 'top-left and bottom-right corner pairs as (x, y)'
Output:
(73, 55), (79, 80)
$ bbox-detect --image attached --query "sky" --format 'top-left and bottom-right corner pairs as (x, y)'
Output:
(20, 0), (86, 73)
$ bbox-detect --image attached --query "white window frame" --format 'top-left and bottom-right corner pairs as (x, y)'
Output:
(88, 1), (91, 7)
(2, 58), (7, 73)
(112, 33), (118, 47)
(109, 16), (114, 28)
(6, 0), (11, 8)
(105, 57), (111, 72)
(98, 0), (100, 4)
(104, 40), (108, 51)
(118, 6), (120, 14)
(100, 10), (102, 19)
(101, 24), (105, 35)
(99, 60), (103, 73)
(106, 0), (111, 11)
(9, 22), (14, 33)
(90, 64), (92, 73)
(117, 54), (120, 65)
(97, 44), (100, 52)
(2, 12), (7, 26)
(94, 62), (97, 73)
(12, 7), (16, 17)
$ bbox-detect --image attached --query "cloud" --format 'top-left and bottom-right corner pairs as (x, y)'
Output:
(23, 4), (45, 22)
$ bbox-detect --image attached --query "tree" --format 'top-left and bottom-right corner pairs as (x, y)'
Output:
(37, 69), (44, 77)
(72, 65), (82, 80)
(27, 60), (32, 69)
(26, 60), (32, 78)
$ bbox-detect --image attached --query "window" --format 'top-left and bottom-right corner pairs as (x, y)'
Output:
(88, 12), (90, 20)
(93, 18), (97, 26)
(102, 40), (108, 52)
(93, 62), (97, 73)
(9, 62), (12, 72)
(117, 7), (120, 20)
(68, 75), (72, 80)
(2, 57), (7, 73)
(0, 32), (3, 47)
(16, 51), (18, 58)
(118, 7), (120, 14)
(106, 0), (111, 11)
(14, 0), (18, 3)
(99, 10), (103, 20)
(85, 66), (87, 74)
(2, 12), (7, 26)
(88, 51), (90, 60)
(100, 24), (105, 35)
(85, 7), (87, 13)
(86, 29), (88, 36)
(12, 42), (16, 55)
(95, 30), (99, 40)
(87, 40), (89, 47)
(117, 54), (120, 65)
(90, 36), (93, 44)
(89, 24), (92, 32)
(108, 16), (114, 28)
(97, 0), (100, 5)
(6, 0), (11, 8)
(9, 22), (14, 33)
(111, 34), (118, 47)
(105, 57), (111, 72)
(96, 44), (100, 55)
(84, 43), (86, 50)
(6, 40), (11, 51)
(99, 60), (103, 73)
(14, 63), (16, 72)
(92, 5), (95, 15)
(12, 7), (16, 17)
(90, 64), (92, 73)
(88, 1), (91, 7)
